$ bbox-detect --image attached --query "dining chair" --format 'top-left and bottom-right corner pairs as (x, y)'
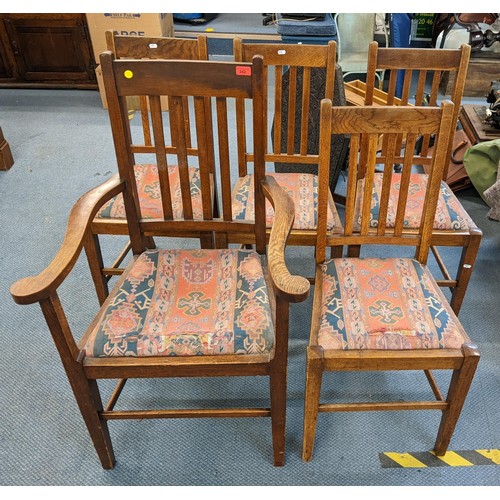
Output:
(85, 33), (214, 305)
(230, 39), (344, 254)
(301, 99), (480, 461)
(360, 41), (482, 314)
(11, 53), (310, 469)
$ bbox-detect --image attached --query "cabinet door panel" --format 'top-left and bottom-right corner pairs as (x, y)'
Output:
(3, 15), (95, 83)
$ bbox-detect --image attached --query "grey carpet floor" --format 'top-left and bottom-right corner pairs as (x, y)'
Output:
(0, 86), (499, 486)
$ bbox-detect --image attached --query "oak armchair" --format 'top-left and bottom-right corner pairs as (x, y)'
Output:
(11, 54), (310, 469)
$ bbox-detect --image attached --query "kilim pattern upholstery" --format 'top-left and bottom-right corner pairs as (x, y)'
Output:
(232, 173), (339, 230)
(353, 173), (475, 231)
(97, 164), (203, 220)
(318, 257), (470, 351)
(85, 249), (274, 357)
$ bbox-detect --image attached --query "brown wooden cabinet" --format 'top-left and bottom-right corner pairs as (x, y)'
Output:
(0, 13), (97, 88)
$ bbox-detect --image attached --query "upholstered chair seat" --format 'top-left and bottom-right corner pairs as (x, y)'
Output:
(84, 248), (275, 358)
(232, 172), (340, 230)
(317, 257), (470, 351)
(354, 173), (476, 231)
(96, 164), (204, 220)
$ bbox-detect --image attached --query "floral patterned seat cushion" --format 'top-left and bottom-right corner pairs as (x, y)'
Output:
(318, 257), (470, 351)
(96, 164), (204, 220)
(232, 173), (340, 230)
(84, 249), (274, 357)
(354, 173), (475, 231)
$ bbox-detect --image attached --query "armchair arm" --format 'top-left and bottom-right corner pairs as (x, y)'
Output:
(11, 175), (124, 305)
(261, 175), (310, 303)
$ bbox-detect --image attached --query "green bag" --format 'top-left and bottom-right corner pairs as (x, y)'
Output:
(463, 138), (500, 206)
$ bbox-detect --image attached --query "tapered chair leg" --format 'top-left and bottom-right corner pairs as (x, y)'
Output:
(269, 297), (290, 466)
(40, 296), (116, 469)
(74, 378), (116, 469)
(449, 230), (482, 315)
(433, 343), (480, 455)
(302, 346), (323, 462)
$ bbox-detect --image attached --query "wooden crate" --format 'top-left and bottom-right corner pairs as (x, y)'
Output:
(345, 79), (405, 106)
(440, 53), (500, 97)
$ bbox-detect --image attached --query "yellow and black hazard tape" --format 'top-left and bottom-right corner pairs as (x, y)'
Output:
(380, 449), (500, 468)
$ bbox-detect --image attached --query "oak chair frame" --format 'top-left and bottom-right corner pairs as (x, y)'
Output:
(11, 54), (310, 469)
(231, 39), (341, 250)
(301, 100), (480, 461)
(362, 41), (482, 315)
(86, 33), (214, 306)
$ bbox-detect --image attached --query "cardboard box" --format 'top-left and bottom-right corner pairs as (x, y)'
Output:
(95, 64), (169, 111)
(86, 13), (174, 62)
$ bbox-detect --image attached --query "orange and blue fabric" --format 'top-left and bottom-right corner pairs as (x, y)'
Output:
(354, 173), (475, 231)
(232, 172), (339, 230)
(317, 257), (470, 350)
(96, 164), (204, 220)
(84, 249), (274, 357)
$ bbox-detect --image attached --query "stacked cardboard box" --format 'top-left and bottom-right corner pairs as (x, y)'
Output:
(87, 13), (173, 109)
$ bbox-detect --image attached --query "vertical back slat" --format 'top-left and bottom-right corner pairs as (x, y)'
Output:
(149, 95), (174, 220)
(139, 96), (152, 146)
(169, 96), (193, 220)
(344, 133), (360, 236)
(387, 70), (398, 105)
(376, 133), (397, 236)
(182, 96), (192, 149)
(394, 133), (418, 236)
(300, 66), (311, 155)
(235, 97), (247, 177)
(415, 70), (427, 106)
(360, 134), (379, 236)
(193, 96), (214, 220)
(286, 66), (297, 155)
(216, 97), (233, 221)
(400, 69), (412, 105)
(274, 65), (283, 154)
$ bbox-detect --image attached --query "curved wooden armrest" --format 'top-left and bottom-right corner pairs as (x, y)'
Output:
(261, 175), (310, 303)
(11, 175), (124, 305)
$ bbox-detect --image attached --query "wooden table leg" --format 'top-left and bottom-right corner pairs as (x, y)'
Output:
(0, 127), (14, 171)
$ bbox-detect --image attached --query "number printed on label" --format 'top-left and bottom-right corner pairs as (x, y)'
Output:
(236, 66), (252, 76)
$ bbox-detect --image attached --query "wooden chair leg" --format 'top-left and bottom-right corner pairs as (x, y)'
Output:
(269, 297), (290, 466)
(330, 245), (343, 259)
(74, 378), (116, 469)
(214, 232), (229, 249)
(40, 296), (115, 469)
(433, 343), (480, 455)
(302, 346), (323, 462)
(83, 232), (109, 306)
(449, 230), (482, 315)
(143, 235), (156, 249)
(347, 244), (361, 258)
(200, 232), (214, 249)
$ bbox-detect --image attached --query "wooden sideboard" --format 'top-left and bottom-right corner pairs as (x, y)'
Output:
(0, 13), (97, 89)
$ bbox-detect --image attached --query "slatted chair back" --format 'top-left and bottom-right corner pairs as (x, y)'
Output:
(315, 100), (455, 265)
(105, 31), (210, 153)
(364, 41), (470, 178)
(233, 39), (337, 175)
(100, 52), (268, 253)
